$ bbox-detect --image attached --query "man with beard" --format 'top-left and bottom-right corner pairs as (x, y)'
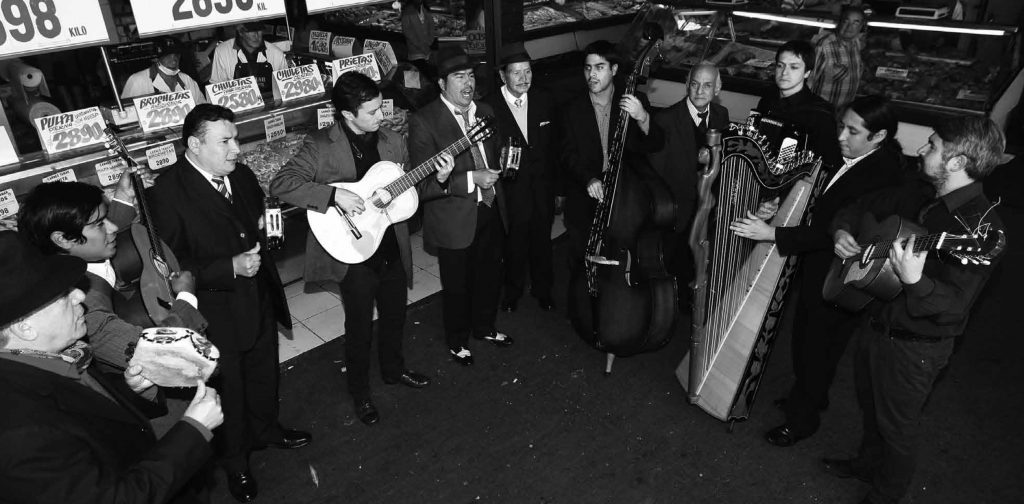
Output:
(825, 116), (1007, 504)
(559, 40), (663, 309)
(810, 5), (867, 111)
(409, 46), (512, 366)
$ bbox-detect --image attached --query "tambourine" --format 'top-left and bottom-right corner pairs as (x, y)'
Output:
(127, 327), (219, 387)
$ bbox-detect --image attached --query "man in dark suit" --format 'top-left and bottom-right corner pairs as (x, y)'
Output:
(147, 104), (311, 503)
(0, 231), (223, 504)
(648, 62), (731, 293)
(730, 95), (906, 446)
(271, 72), (452, 426)
(485, 44), (558, 313)
(409, 46), (512, 366)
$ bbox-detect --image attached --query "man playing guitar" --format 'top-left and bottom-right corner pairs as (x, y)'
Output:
(271, 72), (453, 426)
(825, 116), (1007, 504)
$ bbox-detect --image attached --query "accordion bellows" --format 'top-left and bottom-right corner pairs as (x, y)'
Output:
(128, 327), (219, 387)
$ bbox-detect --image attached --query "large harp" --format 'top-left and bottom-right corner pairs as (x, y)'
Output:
(677, 115), (824, 421)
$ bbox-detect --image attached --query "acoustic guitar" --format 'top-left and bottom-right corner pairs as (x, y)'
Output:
(104, 128), (180, 324)
(307, 117), (494, 264)
(822, 213), (1004, 311)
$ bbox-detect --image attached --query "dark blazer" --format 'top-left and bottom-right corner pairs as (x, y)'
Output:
(484, 88), (558, 225)
(0, 358), (211, 504)
(648, 98), (730, 231)
(270, 124), (414, 287)
(409, 98), (507, 249)
(147, 160), (290, 353)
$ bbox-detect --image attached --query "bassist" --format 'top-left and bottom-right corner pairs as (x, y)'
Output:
(825, 117), (1007, 504)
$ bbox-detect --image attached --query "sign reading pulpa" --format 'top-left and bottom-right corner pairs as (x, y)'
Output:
(330, 53), (381, 83)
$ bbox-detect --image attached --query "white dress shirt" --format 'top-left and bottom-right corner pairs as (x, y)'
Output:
(439, 94), (492, 201)
(500, 85), (529, 143)
(825, 148), (875, 192)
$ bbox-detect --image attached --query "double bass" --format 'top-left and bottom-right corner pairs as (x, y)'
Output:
(569, 24), (678, 359)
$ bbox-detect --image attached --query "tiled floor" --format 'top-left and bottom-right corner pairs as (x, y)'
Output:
(276, 214), (566, 363)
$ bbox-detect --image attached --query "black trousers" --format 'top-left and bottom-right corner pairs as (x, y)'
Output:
(338, 256), (408, 400)
(850, 320), (954, 504)
(503, 199), (555, 302)
(213, 286), (280, 473)
(437, 204), (504, 351)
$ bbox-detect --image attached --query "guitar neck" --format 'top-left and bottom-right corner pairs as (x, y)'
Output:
(381, 135), (476, 197)
(111, 138), (170, 263)
(864, 232), (950, 260)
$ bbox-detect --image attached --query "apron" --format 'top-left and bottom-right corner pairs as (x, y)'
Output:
(233, 46), (274, 94)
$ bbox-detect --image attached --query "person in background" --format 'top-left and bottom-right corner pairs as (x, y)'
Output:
(0, 231), (223, 504)
(210, 23), (287, 97)
(401, 0), (437, 79)
(122, 36), (207, 103)
(271, 72), (450, 426)
(810, 5), (868, 112)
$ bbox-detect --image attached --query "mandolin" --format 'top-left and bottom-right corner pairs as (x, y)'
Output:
(104, 128), (181, 324)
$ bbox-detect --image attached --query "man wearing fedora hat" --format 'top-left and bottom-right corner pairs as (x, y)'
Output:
(485, 43), (558, 313)
(0, 231), (224, 504)
(410, 46), (512, 366)
(122, 36), (207, 104)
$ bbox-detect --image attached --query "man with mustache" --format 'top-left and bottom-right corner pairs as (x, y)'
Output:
(409, 47), (512, 366)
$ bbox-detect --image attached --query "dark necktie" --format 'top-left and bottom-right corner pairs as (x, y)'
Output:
(457, 108), (494, 207)
(697, 110), (709, 135)
(212, 176), (233, 204)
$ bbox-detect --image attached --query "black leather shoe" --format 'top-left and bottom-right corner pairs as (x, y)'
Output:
(226, 470), (258, 503)
(474, 330), (514, 347)
(822, 458), (872, 483)
(536, 296), (555, 311)
(450, 347), (474, 366)
(384, 370), (431, 388)
(501, 299), (518, 312)
(765, 424), (806, 447)
(354, 399), (379, 425)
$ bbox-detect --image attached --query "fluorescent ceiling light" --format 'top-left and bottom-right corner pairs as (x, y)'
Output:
(733, 11), (835, 29)
(867, 21), (1005, 36)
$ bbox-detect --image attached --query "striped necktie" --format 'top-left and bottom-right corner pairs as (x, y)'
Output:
(457, 108), (494, 207)
(212, 176), (233, 203)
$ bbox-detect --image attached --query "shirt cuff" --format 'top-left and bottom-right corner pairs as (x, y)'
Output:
(903, 275), (935, 296)
(182, 416), (214, 442)
(175, 291), (198, 309)
(466, 172), (475, 194)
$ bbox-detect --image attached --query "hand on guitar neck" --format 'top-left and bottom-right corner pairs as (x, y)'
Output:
(169, 270), (197, 296)
(888, 234), (927, 284)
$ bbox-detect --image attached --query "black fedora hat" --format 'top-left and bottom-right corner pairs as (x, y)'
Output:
(154, 36), (183, 58)
(0, 231), (86, 327)
(498, 43), (531, 68)
(436, 46), (476, 79)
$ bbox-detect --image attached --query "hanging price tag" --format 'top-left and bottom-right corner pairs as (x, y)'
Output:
(0, 188), (19, 219)
(130, 0), (287, 37)
(42, 168), (76, 183)
(206, 76), (265, 114)
(264, 115), (286, 142)
(0, 0), (111, 59)
(381, 99), (394, 121)
(331, 53), (381, 83)
(146, 144), (178, 170)
(331, 35), (355, 58)
(466, 30), (486, 55)
(309, 30), (330, 55)
(34, 107), (106, 156)
(94, 158), (128, 187)
(317, 107), (335, 130)
(274, 65), (325, 103)
(364, 39), (397, 77)
(133, 91), (196, 133)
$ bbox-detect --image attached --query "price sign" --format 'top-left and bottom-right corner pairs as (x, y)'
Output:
(875, 66), (910, 81)
(0, 126), (18, 166)
(317, 106), (335, 130)
(130, 0), (287, 37)
(466, 30), (485, 55)
(956, 88), (988, 102)
(331, 53), (380, 83)
(94, 158), (128, 187)
(42, 168), (76, 183)
(273, 65), (325, 103)
(364, 39), (397, 77)
(0, 0), (111, 59)
(132, 91), (196, 133)
(381, 99), (394, 121)
(206, 76), (265, 113)
(309, 30), (330, 55)
(146, 144), (178, 170)
(403, 70), (421, 90)
(264, 114), (286, 142)
(331, 35), (355, 58)
(34, 107), (106, 156)
(305, 0), (380, 14)
(0, 189), (19, 219)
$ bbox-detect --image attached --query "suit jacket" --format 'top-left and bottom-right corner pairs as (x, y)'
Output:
(484, 87), (558, 225)
(270, 124), (413, 287)
(648, 99), (730, 232)
(0, 358), (211, 504)
(85, 200), (209, 372)
(559, 89), (664, 231)
(147, 160), (290, 353)
(409, 98), (507, 249)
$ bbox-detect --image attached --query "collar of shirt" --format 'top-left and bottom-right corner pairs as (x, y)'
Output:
(0, 340), (91, 378)
(233, 38), (268, 63)
(86, 259), (117, 288)
(825, 148), (876, 191)
(777, 85), (813, 108)
(185, 153), (233, 194)
(938, 181), (984, 212)
(501, 86), (528, 109)
(439, 94), (477, 129)
(686, 97), (709, 126)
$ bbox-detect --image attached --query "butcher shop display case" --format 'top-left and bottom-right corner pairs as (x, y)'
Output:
(619, 1), (1022, 125)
